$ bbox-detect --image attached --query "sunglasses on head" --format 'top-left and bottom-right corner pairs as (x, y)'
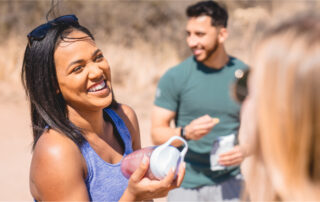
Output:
(232, 69), (250, 104)
(27, 14), (79, 46)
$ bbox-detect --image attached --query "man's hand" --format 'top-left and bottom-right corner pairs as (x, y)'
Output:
(184, 115), (219, 140)
(218, 145), (246, 166)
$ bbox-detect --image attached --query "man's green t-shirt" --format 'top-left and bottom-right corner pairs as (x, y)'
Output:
(154, 56), (247, 188)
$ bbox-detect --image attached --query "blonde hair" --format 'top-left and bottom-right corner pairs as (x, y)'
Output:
(245, 14), (320, 201)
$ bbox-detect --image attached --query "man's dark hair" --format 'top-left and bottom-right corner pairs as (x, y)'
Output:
(186, 1), (228, 27)
(22, 19), (117, 149)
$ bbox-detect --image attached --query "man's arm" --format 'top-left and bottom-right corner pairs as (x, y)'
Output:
(151, 106), (182, 146)
(151, 105), (220, 146)
(218, 98), (253, 167)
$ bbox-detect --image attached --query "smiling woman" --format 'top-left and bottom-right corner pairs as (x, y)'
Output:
(54, 31), (113, 112)
(21, 14), (185, 201)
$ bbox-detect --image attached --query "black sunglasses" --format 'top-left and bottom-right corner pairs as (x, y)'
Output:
(27, 14), (79, 45)
(232, 69), (250, 104)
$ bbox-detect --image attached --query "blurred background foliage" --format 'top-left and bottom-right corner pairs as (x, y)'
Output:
(0, 0), (319, 95)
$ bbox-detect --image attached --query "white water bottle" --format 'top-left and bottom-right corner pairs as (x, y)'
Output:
(121, 136), (188, 180)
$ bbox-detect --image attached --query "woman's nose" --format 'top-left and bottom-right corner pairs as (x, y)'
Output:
(88, 63), (103, 80)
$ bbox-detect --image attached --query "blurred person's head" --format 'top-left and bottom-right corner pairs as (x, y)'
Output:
(241, 13), (320, 201)
(185, 1), (228, 66)
(22, 15), (117, 149)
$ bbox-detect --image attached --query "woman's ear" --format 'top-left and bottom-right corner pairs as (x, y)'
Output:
(218, 27), (228, 43)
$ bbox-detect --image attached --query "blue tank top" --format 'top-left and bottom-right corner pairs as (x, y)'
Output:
(80, 108), (133, 201)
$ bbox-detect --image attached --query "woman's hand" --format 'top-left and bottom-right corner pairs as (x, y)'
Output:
(120, 155), (186, 201)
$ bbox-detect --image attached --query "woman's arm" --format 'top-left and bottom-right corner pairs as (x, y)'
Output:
(30, 129), (89, 201)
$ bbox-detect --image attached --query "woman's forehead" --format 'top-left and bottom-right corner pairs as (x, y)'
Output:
(54, 31), (98, 68)
(57, 30), (95, 47)
(55, 30), (96, 53)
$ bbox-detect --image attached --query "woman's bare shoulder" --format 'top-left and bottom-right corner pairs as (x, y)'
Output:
(115, 104), (137, 120)
(32, 129), (83, 163)
(30, 129), (88, 200)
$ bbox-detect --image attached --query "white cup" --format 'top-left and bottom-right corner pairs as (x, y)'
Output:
(150, 136), (188, 179)
(121, 136), (188, 180)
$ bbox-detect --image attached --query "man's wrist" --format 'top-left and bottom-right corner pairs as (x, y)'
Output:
(180, 126), (189, 140)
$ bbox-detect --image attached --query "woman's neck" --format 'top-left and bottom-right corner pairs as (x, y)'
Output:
(67, 106), (106, 136)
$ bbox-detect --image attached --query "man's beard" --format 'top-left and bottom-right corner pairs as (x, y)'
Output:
(196, 38), (219, 62)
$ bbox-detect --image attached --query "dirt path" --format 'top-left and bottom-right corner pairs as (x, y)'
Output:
(0, 82), (33, 200)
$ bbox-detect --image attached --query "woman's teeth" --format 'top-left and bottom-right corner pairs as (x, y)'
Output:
(88, 81), (106, 92)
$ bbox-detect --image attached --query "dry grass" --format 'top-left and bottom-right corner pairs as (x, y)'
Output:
(1, 0), (319, 135)
(1, 1), (319, 89)
(1, 0), (319, 125)
(0, 36), (24, 83)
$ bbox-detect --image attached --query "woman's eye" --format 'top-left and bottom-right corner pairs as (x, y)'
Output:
(94, 54), (104, 62)
(72, 65), (83, 73)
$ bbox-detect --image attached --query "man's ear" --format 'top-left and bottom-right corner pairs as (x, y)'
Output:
(218, 27), (228, 43)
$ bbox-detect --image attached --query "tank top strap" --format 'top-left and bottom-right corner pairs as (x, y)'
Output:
(104, 107), (133, 155)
